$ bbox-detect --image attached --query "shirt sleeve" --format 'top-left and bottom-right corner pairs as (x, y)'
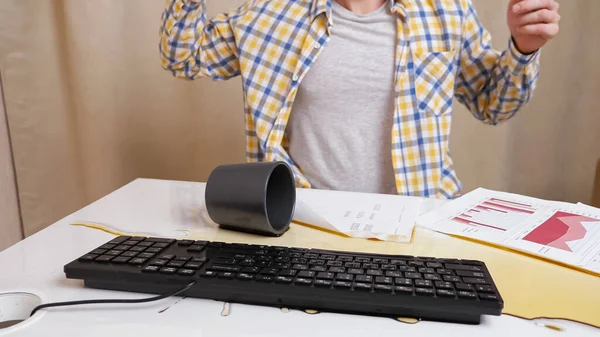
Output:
(159, 0), (243, 80)
(454, 0), (541, 125)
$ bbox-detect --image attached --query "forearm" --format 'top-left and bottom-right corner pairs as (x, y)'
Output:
(159, 0), (240, 80)
(457, 37), (540, 125)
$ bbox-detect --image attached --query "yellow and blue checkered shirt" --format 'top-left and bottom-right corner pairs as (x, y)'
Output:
(159, 0), (540, 198)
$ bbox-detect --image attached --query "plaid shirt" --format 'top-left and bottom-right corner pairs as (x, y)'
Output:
(159, 0), (540, 198)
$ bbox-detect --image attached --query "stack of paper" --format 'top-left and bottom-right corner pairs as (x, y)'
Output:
(417, 188), (600, 275)
(293, 188), (423, 243)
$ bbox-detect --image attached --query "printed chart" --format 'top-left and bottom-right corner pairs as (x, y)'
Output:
(450, 198), (537, 233)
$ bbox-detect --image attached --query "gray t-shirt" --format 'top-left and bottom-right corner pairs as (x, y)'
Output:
(287, 0), (397, 194)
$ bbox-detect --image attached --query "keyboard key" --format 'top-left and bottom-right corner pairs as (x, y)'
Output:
(415, 288), (434, 296)
(137, 241), (154, 247)
(104, 250), (122, 256)
(435, 281), (454, 289)
(78, 254), (97, 262)
(445, 264), (483, 272)
(128, 237), (144, 242)
(214, 258), (235, 265)
(456, 270), (486, 278)
(457, 291), (477, 299)
(241, 267), (260, 274)
(275, 276), (293, 284)
(385, 271), (402, 278)
(208, 242), (223, 248)
(405, 272), (422, 279)
(153, 242), (171, 248)
(334, 281), (352, 289)
(291, 258), (307, 264)
(303, 253), (319, 259)
(138, 252), (155, 259)
(184, 262), (202, 269)
(128, 257), (147, 265)
(373, 258), (389, 264)
(437, 289), (456, 297)
(296, 270), (315, 278)
(418, 267), (435, 274)
(145, 247), (163, 253)
(326, 261), (343, 267)
(463, 277), (488, 284)
(366, 270), (383, 276)
(399, 266), (416, 272)
(193, 240), (209, 246)
(255, 261), (271, 268)
(426, 262), (443, 268)
(375, 284), (393, 293)
(90, 249), (107, 255)
(218, 272), (235, 279)
(415, 280), (433, 288)
(328, 267), (345, 273)
(461, 260), (485, 266)
(99, 244), (116, 250)
(310, 266), (327, 272)
(314, 279), (333, 287)
(199, 270), (217, 277)
(129, 246), (146, 252)
(336, 273), (354, 281)
(394, 278), (412, 286)
(124, 240), (139, 245)
(112, 256), (130, 264)
(375, 277), (392, 285)
(159, 267), (177, 274)
(167, 261), (185, 268)
(260, 268), (279, 276)
(348, 268), (363, 275)
(356, 275), (373, 283)
(355, 257), (371, 263)
(279, 269), (296, 276)
(292, 264), (308, 270)
(108, 236), (130, 244)
(320, 254), (335, 260)
(455, 283), (473, 291)
(443, 275), (461, 283)
(160, 254), (175, 260)
(381, 265), (396, 271)
(479, 293), (499, 301)
(239, 258), (256, 266)
(209, 265), (240, 272)
(476, 284), (494, 293)
(424, 273), (441, 281)
(150, 259), (168, 266)
(187, 245), (205, 253)
(409, 261), (424, 267)
(94, 255), (114, 263)
(256, 275), (274, 282)
(337, 256), (353, 262)
(363, 263), (379, 269)
(436, 268), (453, 276)
(121, 251), (138, 257)
(354, 283), (372, 291)
(345, 262), (361, 268)
(237, 273), (254, 280)
(192, 257), (207, 263)
(177, 240), (194, 246)
(390, 259), (407, 265)
(114, 245), (130, 251)
(394, 286), (413, 294)
(295, 278), (313, 285)
(177, 269), (195, 276)
(316, 272), (335, 280)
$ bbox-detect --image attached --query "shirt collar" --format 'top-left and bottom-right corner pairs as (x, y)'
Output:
(311, 0), (411, 24)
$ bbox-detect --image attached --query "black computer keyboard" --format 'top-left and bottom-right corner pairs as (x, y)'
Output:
(64, 236), (503, 324)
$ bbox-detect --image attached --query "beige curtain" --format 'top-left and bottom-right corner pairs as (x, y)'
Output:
(0, 0), (599, 245)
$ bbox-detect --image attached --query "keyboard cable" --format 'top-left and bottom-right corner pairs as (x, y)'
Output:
(30, 281), (196, 317)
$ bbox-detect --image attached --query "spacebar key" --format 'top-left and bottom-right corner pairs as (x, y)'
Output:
(209, 265), (241, 272)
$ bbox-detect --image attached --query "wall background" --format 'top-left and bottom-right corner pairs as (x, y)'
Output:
(0, 0), (599, 250)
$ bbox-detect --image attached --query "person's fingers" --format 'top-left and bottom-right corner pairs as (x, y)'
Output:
(518, 23), (560, 40)
(512, 0), (559, 14)
(517, 9), (561, 27)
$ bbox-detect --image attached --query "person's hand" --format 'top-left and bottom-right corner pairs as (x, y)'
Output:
(507, 0), (560, 54)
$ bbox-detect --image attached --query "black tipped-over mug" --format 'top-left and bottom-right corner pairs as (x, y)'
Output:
(204, 161), (296, 237)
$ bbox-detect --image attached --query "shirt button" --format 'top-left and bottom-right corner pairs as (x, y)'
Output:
(313, 42), (321, 49)
(292, 74), (299, 81)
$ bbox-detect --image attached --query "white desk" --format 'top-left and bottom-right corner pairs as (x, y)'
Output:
(0, 178), (597, 336)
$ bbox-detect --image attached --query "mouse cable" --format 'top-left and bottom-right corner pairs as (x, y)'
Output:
(30, 281), (196, 317)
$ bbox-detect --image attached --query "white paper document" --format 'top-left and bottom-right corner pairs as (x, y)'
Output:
(293, 188), (422, 243)
(417, 188), (600, 275)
